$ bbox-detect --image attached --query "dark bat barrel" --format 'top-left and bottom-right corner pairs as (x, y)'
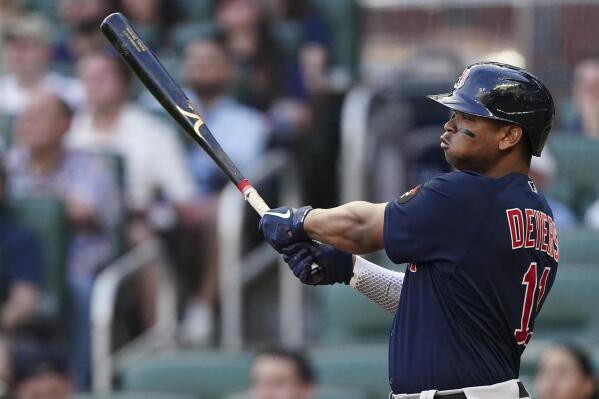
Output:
(100, 12), (246, 185)
(101, 12), (324, 284)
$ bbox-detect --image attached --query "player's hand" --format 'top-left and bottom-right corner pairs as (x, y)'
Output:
(259, 206), (313, 252)
(281, 242), (353, 285)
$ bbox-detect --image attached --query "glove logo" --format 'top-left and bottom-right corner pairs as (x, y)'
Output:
(264, 209), (291, 219)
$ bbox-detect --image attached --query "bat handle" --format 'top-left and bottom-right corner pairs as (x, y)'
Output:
(239, 181), (324, 284)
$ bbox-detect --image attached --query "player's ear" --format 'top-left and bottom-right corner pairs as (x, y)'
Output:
(498, 125), (524, 152)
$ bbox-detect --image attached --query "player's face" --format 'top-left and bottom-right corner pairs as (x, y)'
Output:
(534, 346), (596, 399)
(440, 111), (509, 173)
(250, 355), (314, 399)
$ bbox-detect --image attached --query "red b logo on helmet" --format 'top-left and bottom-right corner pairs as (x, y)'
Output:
(454, 67), (471, 89)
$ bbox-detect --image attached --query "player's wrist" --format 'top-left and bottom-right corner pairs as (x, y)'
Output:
(293, 205), (313, 240)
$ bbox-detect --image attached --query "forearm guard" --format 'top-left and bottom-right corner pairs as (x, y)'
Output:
(349, 256), (404, 314)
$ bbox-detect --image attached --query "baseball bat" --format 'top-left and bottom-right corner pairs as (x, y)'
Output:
(100, 12), (323, 282)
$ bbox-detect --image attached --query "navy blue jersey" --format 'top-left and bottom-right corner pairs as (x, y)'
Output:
(384, 171), (558, 394)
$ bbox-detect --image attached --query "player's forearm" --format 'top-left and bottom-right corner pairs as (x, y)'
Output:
(304, 201), (386, 254)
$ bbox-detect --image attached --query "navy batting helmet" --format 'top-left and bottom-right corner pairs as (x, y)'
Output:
(428, 62), (555, 156)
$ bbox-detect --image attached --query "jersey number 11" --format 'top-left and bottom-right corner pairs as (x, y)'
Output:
(515, 262), (551, 346)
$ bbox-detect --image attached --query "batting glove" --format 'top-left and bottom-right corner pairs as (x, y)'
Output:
(282, 242), (353, 285)
(259, 206), (313, 252)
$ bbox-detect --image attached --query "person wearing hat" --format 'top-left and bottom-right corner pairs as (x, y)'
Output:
(0, 13), (84, 117)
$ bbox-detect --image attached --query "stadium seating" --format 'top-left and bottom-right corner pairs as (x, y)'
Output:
(175, 0), (213, 22)
(0, 113), (16, 148)
(72, 391), (196, 399)
(118, 344), (390, 399)
(171, 22), (219, 54)
(20, 0), (58, 21)
(311, 344), (389, 399)
(319, 251), (400, 343)
(533, 263), (599, 343)
(227, 385), (369, 399)
(119, 350), (253, 399)
(313, 0), (360, 80)
(319, 282), (393, 344)
(556, 227), (599, 264)
(6, 198), (67, 321)
(547, 135), (599, 218)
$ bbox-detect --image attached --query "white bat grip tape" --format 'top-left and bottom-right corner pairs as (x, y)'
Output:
(243, 187), (270, 216)
(242, 184), (320, 275)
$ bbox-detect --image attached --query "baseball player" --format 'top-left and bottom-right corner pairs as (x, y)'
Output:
(259, 62), (558, 399)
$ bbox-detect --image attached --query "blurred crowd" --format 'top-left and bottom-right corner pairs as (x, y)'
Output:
(1, 0), (599, 397)
(0, 0), (343, 395)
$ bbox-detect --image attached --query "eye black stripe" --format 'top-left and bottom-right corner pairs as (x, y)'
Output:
(458, 128), (476, 138)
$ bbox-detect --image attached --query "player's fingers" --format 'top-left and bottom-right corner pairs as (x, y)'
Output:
(297, 257), (315, 283)
(289, 251), (314, 280)
(281, 242), (311, 256)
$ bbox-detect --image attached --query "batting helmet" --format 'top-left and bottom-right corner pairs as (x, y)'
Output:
(427, 62), (555, 156)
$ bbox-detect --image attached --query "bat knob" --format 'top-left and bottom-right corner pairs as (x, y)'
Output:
(306, 264), (325, 285)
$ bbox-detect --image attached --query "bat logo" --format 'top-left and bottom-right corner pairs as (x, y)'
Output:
(176, 105), (205, 139)
(122, 27), (147, 53)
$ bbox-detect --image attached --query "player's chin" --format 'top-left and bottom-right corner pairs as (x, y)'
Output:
(442, 147), (456, 164)
(443, 149), (468, 170)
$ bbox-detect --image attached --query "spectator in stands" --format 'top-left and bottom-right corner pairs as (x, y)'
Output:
(0, 0), (25, 75)
(535, 342), (598, 399)
(0, 164), (44, 335)
(0, 0), (23, 22)
(0, 337), (11, 397)
(0, 14), (84, 116)
(263, 0), (331, 99)
(54, 0), (119, 64)
(562, 58), (599, 139)
(117, 0), (180, 50)
(58, 0), (115, 30)
(528, 148), (578, 230)
(68, 52), (198, 347)
(215, 0), (285, 112)
(5, 91), (122, 390)
(177, 34), (269, 345)
(564, 59), (599, 230)
(250, 347), (316, 399)
(68, 52), (196, 240)
(11, 343), (72, 399)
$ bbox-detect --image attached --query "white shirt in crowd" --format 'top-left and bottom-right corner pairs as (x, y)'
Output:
(0, 71), (85, 115)
(186, 95), (269, 195)
(66, 103), (196, 210)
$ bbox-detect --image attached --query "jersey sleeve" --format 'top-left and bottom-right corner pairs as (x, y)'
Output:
(384, 172), (489, 267)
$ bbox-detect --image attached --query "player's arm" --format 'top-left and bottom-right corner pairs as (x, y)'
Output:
(259, 201), (387, 255)
(303, 201), (387, 254)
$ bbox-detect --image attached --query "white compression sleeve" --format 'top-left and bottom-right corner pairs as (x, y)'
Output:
(349, 256), (404, 314)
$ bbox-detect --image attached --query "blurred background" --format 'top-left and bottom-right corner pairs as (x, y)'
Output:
(0, 0), (598, 398)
